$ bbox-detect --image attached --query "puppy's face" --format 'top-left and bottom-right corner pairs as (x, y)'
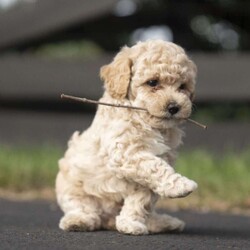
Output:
(101, 40), (197, 129)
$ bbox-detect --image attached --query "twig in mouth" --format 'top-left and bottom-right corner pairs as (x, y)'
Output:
(185, 118), (207, 129)
(61, 94), (148, 112)
(61, 94), (207, 130)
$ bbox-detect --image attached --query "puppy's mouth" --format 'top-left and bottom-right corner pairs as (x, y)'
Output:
(144, 102), (192, 122)
(147, 107), (191, 121)
(149, 113), (190, 123)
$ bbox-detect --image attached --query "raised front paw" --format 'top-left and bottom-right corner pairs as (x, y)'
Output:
(156, 174), (197, 198)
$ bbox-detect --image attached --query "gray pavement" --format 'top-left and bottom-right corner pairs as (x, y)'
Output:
(0, 199), (249, 250)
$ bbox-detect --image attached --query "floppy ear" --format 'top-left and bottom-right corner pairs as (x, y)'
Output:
(100, 47), (132, 99)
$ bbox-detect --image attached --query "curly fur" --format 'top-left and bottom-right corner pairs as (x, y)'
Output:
(56, 40), (198, 235)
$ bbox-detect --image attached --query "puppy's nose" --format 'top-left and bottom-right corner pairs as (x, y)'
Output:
(167, 102), (180, 115)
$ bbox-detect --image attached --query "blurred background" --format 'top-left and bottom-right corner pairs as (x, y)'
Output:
(0, 0), (249, 213)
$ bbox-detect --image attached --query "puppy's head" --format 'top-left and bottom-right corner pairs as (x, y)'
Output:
(100, 40), (197, 128)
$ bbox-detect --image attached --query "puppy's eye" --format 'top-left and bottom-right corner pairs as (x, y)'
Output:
(146, 79), (159, 87)
(179, 83), (187, 90)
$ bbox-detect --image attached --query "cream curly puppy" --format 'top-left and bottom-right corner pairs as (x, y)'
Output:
(56, 40), (198, 235)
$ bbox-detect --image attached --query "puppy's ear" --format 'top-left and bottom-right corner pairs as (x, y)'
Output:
(100, 47), (132, 99)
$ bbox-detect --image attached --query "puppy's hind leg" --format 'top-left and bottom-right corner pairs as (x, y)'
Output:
(146, 212), (185, 234)
(56, 170), (101, 232)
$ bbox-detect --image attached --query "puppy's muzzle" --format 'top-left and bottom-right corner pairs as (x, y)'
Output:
(167, 102), (180, 116)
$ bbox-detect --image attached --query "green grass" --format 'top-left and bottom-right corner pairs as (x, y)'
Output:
(0, 145), (62, 191)
(0, 145), (249, 210)
(192, 103), (250, 123)
(176, 150), (250, 208)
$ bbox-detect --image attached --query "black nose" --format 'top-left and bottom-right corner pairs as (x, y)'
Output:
(167, 103), (180, 115)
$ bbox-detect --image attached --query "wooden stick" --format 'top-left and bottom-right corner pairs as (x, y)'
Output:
(185, 118), (207, 130)
(61, 94), (147, 112)
(61, 94), (207, 129)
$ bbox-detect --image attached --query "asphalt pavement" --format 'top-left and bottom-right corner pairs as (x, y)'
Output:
(0, 199), (249, 250)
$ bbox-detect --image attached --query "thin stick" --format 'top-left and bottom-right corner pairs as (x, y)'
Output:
(61, 94), (147, 112)
(61, 94), (207, 129)
(185, 118), (207, 130)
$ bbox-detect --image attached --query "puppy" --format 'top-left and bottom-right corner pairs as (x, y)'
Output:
(56, 40), (198, 235)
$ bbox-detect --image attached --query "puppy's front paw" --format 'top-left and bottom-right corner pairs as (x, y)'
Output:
(59, 210), (101, 232)
(162, 174), (198, 198)
(116, 216), (148, 235)
(154, 173), (198, 198)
